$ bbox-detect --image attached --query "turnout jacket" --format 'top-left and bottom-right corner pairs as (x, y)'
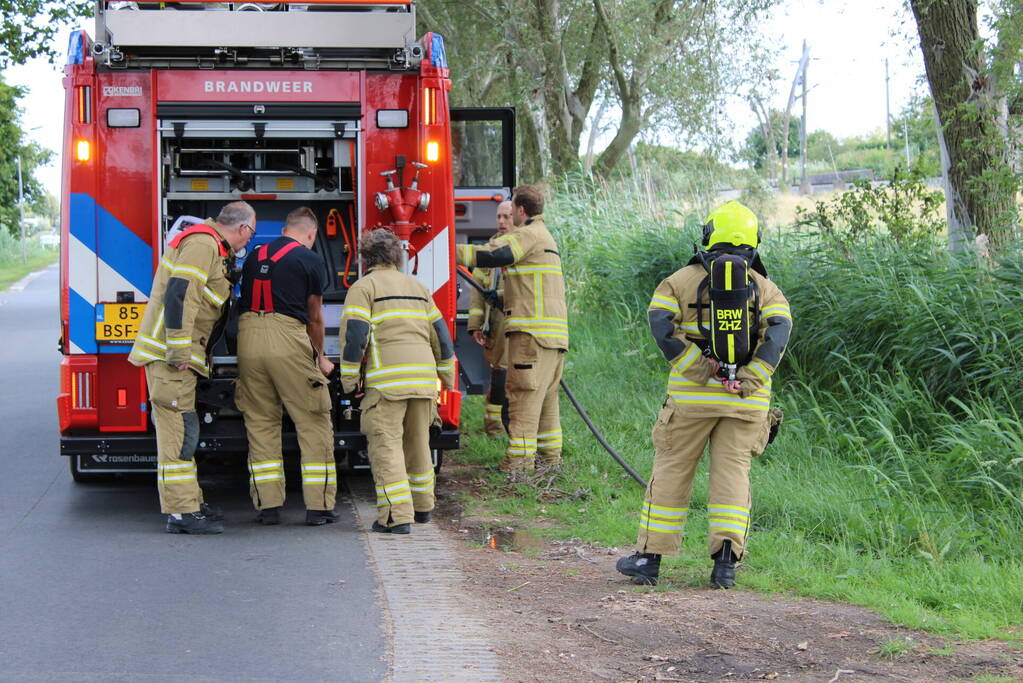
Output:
(456, 215), (568, 350)
(128, 220), (234, 377)
(466, 234), (505, 338)
(648, 263), (792, 420)
(339, 265), (456, 399)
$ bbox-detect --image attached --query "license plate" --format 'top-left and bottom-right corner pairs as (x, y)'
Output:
(95, 303), (146, 342)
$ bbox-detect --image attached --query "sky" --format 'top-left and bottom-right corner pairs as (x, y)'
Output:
(3, 0), (927, 197)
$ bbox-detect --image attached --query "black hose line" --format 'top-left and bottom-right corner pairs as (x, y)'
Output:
(557, 379), (648, 487)
(455, 266), (647, 487)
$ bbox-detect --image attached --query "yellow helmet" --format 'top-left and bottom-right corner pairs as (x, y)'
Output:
(702, 201), (760, 249)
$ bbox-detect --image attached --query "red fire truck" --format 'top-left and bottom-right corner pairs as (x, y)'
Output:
(57, 0), (514, 480)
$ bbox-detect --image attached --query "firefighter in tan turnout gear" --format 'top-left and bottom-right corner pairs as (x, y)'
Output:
(339, 229), (456, 534)
(236, 207), (340, 527)
(617, 201), (792, 588)
(467, 199), (513, 436)
(456, 185), (567, 476)
(128, 201), (255, 534)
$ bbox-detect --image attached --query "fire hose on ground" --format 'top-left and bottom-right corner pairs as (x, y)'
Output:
(455, 265), (647, 488)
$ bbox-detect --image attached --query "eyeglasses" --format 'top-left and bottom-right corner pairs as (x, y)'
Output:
(240, 223), (255, 236)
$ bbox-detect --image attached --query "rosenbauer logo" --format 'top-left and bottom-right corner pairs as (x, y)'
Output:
(204, 79), (314, 94)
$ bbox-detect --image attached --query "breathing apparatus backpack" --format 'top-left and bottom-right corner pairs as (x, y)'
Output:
(690, 240), (767, 383)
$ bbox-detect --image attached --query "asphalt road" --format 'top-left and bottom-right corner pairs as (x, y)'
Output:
(0, 267), (387, 682)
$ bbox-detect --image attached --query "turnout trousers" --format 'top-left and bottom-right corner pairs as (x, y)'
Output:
(504, 331), (565, 471)
(636, 401), (771, 558)
(146, 362), (204, 515)
(360, 389), (435, 527)
(236, 313), (337, 512)
(482, 326), (508, 437)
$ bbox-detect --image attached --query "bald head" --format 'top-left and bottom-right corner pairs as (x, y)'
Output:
(496, 200), (513, 235)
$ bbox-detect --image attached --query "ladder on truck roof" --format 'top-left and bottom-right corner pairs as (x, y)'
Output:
(93, 1), (420, 70)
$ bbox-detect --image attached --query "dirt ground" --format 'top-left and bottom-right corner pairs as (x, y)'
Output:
(434, 463), (1023, 683)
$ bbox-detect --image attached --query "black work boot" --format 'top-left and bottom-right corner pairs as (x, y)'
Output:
(616, 552), (661, 585)
(710, 540), (738, 589)
(166, 511), (223, 535)
(414, 510), (432, 524)
(256, 507), (281, 525)
(372, 520), (411, 535)
(306, 509), (341, 526)
(199, 503), (224, 522)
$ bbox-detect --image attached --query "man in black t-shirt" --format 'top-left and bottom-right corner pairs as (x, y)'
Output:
(236, 207), (340, 526)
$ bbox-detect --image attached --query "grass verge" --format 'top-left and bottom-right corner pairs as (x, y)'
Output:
(451, 309), (1023, 641)
(0, 253), (58, 291)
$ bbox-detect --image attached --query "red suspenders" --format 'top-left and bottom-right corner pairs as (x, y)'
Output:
(250, 240), (303, 313)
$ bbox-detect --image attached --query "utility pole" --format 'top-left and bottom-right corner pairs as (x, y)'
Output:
(885, 58), (892, 150)
(17, 155), (26, 265)
(799, 43), (810, 195)
(903, 117), (911, 165)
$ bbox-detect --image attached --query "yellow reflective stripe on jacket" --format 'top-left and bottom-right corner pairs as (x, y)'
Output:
(667, 392), (771, 409)
(428, 305), (442, 322)
(468, 307), (484, 317)
(505, 317), (568, 329)
(131, 347), (165, 362)
(506, 316), (569, 338)
(747, 360), (771, 382)
(363, 360), (439, 389)
(137, 334), (167, 351)
(371, 309), (433, 323)
(202, 286), (226, 306)
(497, 234), (524, 260)
(762, 303), (791, 319)
(166, 336), (191, 347)
(365, 364), (437, 379)
(504, 264), (562, 276)
(339, 362), (361, 376)
(344, 305), (371, 321)
(649, 294), (681, 313)
(670, 345), (702, 375)
(170, 263), (209, 283)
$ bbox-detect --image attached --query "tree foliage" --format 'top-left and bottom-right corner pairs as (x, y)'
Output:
(0, 1), (93, 68)
(418, 0), (778, 180)
(0, 76), (53, 236)
(742, 110), (799, 170)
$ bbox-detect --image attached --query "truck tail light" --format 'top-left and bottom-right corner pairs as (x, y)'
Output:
(426, 140), (440, 162)
(58, 356), (99, 431)
(76, 139), (91, 162)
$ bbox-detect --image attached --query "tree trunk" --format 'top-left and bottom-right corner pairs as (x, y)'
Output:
(911, 0), (1017, 246)
(592, 104), (643, 178)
